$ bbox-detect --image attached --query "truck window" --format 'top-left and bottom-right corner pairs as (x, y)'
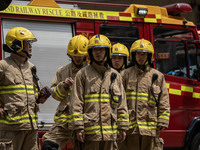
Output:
(188, 43), (200, 79)
(154, 28), (194, 40)
(100, 24), (139, 49)
(155, 40), (187, 78)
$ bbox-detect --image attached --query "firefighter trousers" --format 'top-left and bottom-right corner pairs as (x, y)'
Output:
(42, 124), (73, 150)
(0, 130), (40, 150)
(118, 134), (163, 150)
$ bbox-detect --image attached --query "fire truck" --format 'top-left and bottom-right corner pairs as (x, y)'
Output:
(0, 0), (200, 149)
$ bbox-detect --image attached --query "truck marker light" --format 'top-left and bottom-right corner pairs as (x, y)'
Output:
(137, 8), (148, 16)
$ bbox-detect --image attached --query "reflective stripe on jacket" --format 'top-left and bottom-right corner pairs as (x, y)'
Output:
(51, 62), (86, 127)
(121, 65), (170, 137)
(0, 53), (39, 130)
(70, 62), (129, 141)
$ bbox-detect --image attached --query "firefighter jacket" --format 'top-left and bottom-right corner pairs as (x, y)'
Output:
(70, 62), (129, 141)
(121, 65), (170, 137)
(51, 62), (86, 128)
(0, 53), (39, 131)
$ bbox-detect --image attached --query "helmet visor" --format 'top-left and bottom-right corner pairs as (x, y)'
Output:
(134, 49), (152, 53)
(24, 38), (37, 43)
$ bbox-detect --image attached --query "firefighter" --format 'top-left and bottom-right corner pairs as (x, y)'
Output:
(110, 43), (129, 72)
(42, 35), (89, 150)
(70, 34), (129, 150)
(120, 39), (170, 150)
(0, 27), (47, 150)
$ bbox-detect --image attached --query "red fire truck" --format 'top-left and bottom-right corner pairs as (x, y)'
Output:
(0, 0), (200, 149)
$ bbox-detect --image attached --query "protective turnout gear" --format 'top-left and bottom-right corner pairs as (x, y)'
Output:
(87, 34), (111, 63)
(67, 35), (88, 57)
(120, 64), (170, 150)
(0, 53), (40, 150)
(111, 43), (129, 67)
(3, 27), (37, 58)
(42, 35), (88, 150)
(0, 53), (39, 130)
(130, 38), (154, 64)
(42, 63), (87, 150)
(70, 62), (129, 142)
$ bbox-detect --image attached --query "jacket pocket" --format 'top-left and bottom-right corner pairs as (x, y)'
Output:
(126, 80), (136, 92)
(4, 102), (24, 118)
(110, 84), (122, 109)
(83, 113), (98, 128)
(147, 108), (157, 123)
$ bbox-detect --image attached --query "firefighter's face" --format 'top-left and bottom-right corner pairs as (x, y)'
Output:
(71, 56), (84, 65)
(92, 47), (106, 62)
(135, 52), (148, 65)
(111, 55), (124, 70)
(18, 41), (33, 58)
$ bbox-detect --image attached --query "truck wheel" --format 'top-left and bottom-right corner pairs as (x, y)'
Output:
(191, 132), (200, 150)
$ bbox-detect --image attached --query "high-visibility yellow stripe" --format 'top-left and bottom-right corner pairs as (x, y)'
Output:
(119, 16), (132, 21)
(126, 92), (156, 105)
(166, 83), (170, 89)
(144, 18), (157, 23)
(181, 86), (193, 92)
(129, 121), (157, 129)
(71, 113), (83, 122)
(84, 94), (120, 104)
(158, 112), (170, 120)
(54, 85), (67, 99)
(0, 85), (34, 94)
(84, 125), (118, 134)
(155, 14), (161, 19)
(54, 114), (73, 123)
(193, 92), (200, 99)
(169, 88), (181, 95)
(106, 12), (119, 17)
(0, 114), (38, 124)
(167, 82), (200, 99)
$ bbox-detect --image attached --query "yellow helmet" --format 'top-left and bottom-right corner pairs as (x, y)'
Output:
(5, 27), (37, 52)
(111, 43), (129, 66)
(130, 38), (154, 63)
(67, 35), (88, 57)
(88, 34), (111, 63)
(88, 34), (111, 49)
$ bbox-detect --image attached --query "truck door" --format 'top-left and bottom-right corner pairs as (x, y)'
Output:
(149, 24), (200, 148)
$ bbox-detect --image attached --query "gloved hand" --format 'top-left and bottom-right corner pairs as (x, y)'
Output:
(76, 129), (85, 142)
(0, 107), (7, 116)
(118, 130), (126, 143)
(64, 77), (74, 89)
(157, 126), (166, 131)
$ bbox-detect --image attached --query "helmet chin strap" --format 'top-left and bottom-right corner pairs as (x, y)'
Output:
(72, 59), (85, 68)
(135, 60), (148, 70)
(21, 49), (31, 58)
(93, 55), (107, 65)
